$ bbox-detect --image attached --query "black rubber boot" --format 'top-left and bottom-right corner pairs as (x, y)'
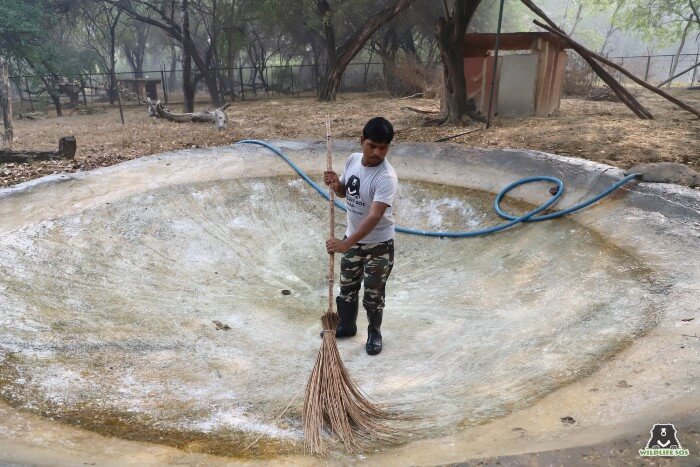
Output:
(320, 297), (358, 338)
(365, 310), (383, 355)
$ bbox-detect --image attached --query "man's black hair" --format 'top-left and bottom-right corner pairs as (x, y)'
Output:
(362, 117), (394, 144)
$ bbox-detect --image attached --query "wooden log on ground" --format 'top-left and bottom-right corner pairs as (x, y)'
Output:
(147, 97), (230, 129)
(520, 0), (653, 119)
(0, 136), (76, 163)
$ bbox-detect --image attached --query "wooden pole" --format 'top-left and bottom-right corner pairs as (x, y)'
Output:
(486, 0), (505, 129)
(644, 55), (651, 82)
(79, 74), (88, 106)
(657, 61), (700, 88)
(24, 76), (34, 111)
(160, 67), (168, 104)
(239, 66), (245, 100)
(290, 65), (294, 95)
(0, 60), (14, 148)
(115, 74), (125, 125)
(534, 20), (700, 119)
(326, 120), (335, 314)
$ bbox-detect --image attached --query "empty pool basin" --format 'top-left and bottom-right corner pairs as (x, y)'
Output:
(0, 141), (698, 464)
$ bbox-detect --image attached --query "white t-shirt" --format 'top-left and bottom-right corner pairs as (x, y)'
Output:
(339, 153), (398, 243)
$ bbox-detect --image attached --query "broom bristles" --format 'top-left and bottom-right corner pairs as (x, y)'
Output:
(303, 311), (402, 455)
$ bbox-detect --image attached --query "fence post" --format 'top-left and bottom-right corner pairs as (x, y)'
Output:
(239, 66), (245, 100)
(160, 68), (168, 104)
(364, 63), (369, 91)
(289, 66), (294, 95)
(644, 55), (651, 82)
(79, 74), (88, 106)
(115, 73), (125, 125)
(692, 53), (699, 86)
(24, 76), (34, 111)
(88, 74), (94, 102)
(13, 77), (25, 111)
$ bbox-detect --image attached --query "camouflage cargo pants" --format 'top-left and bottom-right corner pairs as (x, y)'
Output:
(338, 239), (394, 315)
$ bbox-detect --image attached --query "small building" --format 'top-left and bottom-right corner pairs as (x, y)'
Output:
(462, 32), (569, 117)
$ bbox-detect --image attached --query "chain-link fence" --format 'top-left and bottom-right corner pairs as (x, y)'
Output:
(7, 53), (697, 111)
(6, 61), (430, 111)
(566, 53), (700, 90)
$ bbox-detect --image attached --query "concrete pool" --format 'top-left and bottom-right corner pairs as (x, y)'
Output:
(0, 140), (697, 464)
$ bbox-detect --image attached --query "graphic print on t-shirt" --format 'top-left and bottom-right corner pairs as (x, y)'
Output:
(339, 152), (397, 243)
(346, 175), (361, 197)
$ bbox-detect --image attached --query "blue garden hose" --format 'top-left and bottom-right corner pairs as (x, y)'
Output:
(236, 139), (639, 238)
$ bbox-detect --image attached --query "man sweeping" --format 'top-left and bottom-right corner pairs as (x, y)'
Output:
(323, 117), (398, 356)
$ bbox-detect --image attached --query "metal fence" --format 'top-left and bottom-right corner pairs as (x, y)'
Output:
(566, 53), (700, 88)
(7, 61), (429, 110)
(7, 52), (698, 111)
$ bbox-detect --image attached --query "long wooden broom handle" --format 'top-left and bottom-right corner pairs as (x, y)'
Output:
(326, 120), (335, 314)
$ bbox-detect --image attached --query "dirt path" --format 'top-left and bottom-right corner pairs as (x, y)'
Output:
(1, 89), (698, 188)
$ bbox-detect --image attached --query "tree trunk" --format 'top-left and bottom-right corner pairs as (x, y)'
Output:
(180, 0), (195, 112)
(378, 25), (401, 95)
(0, 60), (13, 147)
(106, 10), (121, 106)
(124, 29), (147, 79)
(380, 26), (421, 96)
(690, 1), (700, 29)
(109, 34), (117, 105)
(599, 1), (622, 55)
(435, 1), (482, 124)
(204, 70), (222, 107)
(318, 0), (417, 101)
(134, 44), (145, 79)
(315, 0), (337, 97)
(567, 3), (584, 36)
(50, 92), (63, 116)
(400, 28), (418, 57)
(436, 17), (468, 123)
(39, 75), (63, 117)
(667, 17), (693, 87)
(169, 43), (178, 90)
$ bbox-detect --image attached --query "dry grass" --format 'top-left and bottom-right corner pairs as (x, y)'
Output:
(1, 88), (698, 188)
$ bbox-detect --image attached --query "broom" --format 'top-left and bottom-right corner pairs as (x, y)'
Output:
(302, 121), (401, 455)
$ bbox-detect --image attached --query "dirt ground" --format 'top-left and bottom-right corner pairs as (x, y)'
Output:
(1, 88), (698, 188)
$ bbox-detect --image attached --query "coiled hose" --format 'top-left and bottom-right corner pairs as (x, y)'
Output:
(237, 139), (639, 238)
